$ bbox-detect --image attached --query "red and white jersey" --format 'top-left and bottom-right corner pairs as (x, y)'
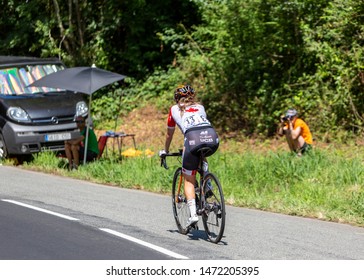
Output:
(167, 104), (211, 134)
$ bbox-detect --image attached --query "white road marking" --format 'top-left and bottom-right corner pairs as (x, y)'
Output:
(2, 199), (187, 259)
(100, 228), (189, 260)
(1, 199), (79, 221)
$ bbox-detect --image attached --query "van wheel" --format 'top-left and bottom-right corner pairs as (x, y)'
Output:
(0, 134), (8, 160)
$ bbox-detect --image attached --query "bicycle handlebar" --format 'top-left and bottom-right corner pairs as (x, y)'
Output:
(160, 150), (182, 170)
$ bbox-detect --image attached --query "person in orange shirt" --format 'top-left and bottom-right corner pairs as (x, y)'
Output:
(278, 109), (313, 156)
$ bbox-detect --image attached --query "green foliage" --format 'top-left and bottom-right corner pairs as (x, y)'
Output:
(297, 0), (364, 136)
(91, 66), (187, 126)
(0, 0), (200, 75)
(153, 0), (364, 139)
(1, 0), (364, 140)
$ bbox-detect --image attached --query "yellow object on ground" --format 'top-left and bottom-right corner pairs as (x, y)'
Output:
(121, 148), (142, 157)
(144, 149), (155, 157)
(121, 148), (155, 157)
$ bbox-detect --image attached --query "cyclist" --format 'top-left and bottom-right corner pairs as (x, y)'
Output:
(159, 84), (219, 227)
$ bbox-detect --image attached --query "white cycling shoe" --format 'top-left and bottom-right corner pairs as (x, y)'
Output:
(186, 215), (199, 227)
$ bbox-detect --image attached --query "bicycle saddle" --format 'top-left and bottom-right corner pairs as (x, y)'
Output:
(196, 146), (215, 157)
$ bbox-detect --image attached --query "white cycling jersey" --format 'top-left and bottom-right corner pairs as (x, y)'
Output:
(167, 103), (211, 134)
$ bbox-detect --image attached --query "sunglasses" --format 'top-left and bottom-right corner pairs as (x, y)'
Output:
(76, 120), (85, 124)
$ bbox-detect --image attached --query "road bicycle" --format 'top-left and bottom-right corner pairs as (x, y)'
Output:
(160, 148), (226, 243)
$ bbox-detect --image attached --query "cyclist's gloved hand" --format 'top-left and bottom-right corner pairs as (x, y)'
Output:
(159, 149), (167, 158)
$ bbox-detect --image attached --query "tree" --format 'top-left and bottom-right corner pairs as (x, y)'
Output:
(0, 0), (200, 78)
(161, 0), (364, 139)
(297, 0), (364, 137)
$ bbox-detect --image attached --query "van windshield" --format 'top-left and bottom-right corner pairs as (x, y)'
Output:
(0, 64), (65, 95)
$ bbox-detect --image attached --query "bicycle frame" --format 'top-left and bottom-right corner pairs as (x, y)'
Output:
(176, 171), (183, 204)
(196, 161), (207, 215)
(161, 149), (225, 243)
(161, 150), (210, 216)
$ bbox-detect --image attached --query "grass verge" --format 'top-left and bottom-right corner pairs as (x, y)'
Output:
(9, 145), (364, 227)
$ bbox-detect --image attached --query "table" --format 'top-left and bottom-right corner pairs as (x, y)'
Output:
(102, 132), (137, 158)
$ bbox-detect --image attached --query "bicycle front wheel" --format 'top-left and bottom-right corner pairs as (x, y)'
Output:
(172, 167), (190, 234)
(202, 172), (226, 243)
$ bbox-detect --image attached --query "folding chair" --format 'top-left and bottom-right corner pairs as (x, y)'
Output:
(97, 135), (109, 159)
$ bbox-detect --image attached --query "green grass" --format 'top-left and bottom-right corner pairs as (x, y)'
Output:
(13, 146), (364, 227)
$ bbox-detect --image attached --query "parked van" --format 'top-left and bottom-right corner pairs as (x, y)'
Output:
(0, 56), (88, 160)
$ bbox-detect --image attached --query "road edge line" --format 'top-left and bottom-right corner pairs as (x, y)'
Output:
(1, 199), (79, 221)
(99, 228), (189, 260)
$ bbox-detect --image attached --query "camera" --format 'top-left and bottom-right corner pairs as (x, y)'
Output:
(282, 116), (292, 122)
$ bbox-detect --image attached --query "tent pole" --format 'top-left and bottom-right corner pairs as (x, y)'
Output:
(83, 94), (92, 165)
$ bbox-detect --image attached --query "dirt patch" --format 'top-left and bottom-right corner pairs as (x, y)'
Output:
(95, 104), (362, 154)
(95, 105), (184, 151)
(94, 105), (285, 153)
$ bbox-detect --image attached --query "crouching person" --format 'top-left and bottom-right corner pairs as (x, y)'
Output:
(278, 109), (313, 156)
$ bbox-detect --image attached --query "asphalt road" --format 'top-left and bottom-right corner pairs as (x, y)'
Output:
(0, 200), (173, 260)
(1, 165), (364, 260)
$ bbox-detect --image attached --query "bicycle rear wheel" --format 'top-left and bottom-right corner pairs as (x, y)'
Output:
(172, 167), (190, 234)
(202, 172), (226, 243)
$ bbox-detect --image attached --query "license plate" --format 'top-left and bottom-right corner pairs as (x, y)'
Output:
(45, 132), (71, 142)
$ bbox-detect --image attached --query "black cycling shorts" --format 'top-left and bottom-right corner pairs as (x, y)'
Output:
(182, 126), (219, 172)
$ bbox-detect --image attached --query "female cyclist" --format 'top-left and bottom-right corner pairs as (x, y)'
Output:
(159, 84), (219, 226)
